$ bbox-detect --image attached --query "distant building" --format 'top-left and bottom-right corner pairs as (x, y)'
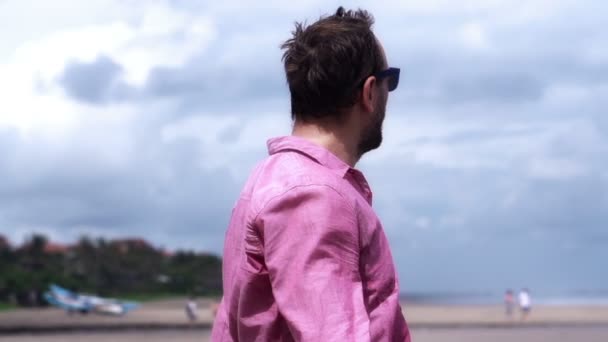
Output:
(0, 235), (10, 250)
(16, 239), (73, 255)
(43, 242), (71, 254)
(110, 238), (155, 254)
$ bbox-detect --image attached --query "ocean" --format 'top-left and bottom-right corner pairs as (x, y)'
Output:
(401, 290), (608, 306)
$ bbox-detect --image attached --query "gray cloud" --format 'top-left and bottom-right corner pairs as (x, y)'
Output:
(59, 55), (133, 105)
(0, 116), (244, 252)
(57, 47), (288, 116)
(141, 47), (287, 116)
(5, 1), (608, 293)
(442, 73), (544, 104)
(365, 153), (608, 291)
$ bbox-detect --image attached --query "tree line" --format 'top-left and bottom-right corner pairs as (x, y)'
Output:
(0, 234), (222, 307)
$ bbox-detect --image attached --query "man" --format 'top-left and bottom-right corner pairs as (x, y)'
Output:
(212, 7), (410, 341)
(185, 296), (198, 322)
(519, 288), (531, 321)
(504, 289), (514, 318)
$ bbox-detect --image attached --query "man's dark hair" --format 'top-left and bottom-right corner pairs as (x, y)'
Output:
(281, 7), (384, 121)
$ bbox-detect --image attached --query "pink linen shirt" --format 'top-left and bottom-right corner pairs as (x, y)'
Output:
(211, 136), (410, 341)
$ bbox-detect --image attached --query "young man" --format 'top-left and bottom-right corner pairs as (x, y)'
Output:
(185, 296), (198, 322)
(211, 7), (410, 341)
(519, 288), (532, 321)
(504, 289), (515, 318)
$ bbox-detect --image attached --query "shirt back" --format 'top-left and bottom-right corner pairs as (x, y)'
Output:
(211, 136), (410, 341)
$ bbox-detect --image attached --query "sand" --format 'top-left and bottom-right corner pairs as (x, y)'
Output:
(413, 327), (608, 342)
(0, 298), (216, 331)
(404, 304), (608, 326)
(3, 328), (608, 342)
(2, 299), (608, 341)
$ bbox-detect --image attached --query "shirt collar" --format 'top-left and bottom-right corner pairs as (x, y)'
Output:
(267, 136), (351, 177)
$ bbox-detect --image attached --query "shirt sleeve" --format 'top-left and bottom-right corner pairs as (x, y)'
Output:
(256, 184), (371, 341)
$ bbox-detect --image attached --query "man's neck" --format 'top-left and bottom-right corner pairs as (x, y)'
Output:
(292, 121), (359, 167)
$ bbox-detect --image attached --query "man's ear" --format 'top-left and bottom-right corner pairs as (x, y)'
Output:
(361, 76), (376, 113)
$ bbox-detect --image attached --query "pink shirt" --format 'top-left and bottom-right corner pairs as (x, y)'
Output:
(211, 136), (410, 341)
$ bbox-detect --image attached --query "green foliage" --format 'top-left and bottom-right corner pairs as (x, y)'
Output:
(0, 233), (222, 307)
(116, 292), (182, 302)
(0, 302), (16, 311)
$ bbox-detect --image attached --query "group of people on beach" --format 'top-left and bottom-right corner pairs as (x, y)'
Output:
(504, 288), (532, 320)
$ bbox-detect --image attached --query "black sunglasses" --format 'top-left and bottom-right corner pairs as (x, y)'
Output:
(374, 67), (400, 92)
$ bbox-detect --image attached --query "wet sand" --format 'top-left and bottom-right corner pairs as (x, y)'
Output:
(413, 327), (608, 342)
(0, 298), (216, 330)
(3, 327), (608, 342)
(3, 299), (608, 341)
(0, 331), (209, 342)
(404, 304), (608, 325)
(4, 300), (608, 329)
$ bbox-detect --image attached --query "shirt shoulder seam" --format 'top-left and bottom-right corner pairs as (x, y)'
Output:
(252, 183), (357, 223)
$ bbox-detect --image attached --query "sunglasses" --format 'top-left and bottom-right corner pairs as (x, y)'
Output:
(373, 67), (400, 92)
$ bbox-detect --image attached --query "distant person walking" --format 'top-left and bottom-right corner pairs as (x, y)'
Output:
(504, 289), (515, 318)
(519, 288), (531, 321)
(185, 297), (198, 322)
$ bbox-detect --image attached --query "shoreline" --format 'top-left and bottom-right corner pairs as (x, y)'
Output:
(4, 327), (608, 342)
(3, 299), (608, 335)
(4, 321), (608, 336)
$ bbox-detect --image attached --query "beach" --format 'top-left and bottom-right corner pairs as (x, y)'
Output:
(2, 299), (608, 341)
(3, 327), (608, 342)
(404, 304), (608, 326)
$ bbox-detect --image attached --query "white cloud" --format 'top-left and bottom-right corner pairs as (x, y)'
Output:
(527, 158), (588, 180)
(415, 216), (431, 230)
(1, 0), (607, 292)
(0, 0), (216, 139)
(459, 22), (488, 50)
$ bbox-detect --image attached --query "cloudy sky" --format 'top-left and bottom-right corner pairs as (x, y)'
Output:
(1, 0), (607, 293)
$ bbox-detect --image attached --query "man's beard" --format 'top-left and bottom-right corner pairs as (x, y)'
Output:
(357, 101), (386, 157)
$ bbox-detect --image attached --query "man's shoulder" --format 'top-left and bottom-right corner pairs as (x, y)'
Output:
(244, 151), (352, 210)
